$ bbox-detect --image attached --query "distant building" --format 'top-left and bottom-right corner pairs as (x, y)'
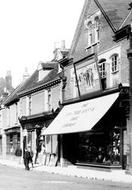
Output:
(23, 67), (30, 81)
(0, 70), (14, 105)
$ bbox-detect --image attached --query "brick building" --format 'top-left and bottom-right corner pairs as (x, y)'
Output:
(0, 43), (69, 165)
(43, 0), (132, 171)
(18, 61), (62, 165)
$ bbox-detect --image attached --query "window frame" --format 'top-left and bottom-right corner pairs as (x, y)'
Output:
(86, 16), (100, 48)
(111, 54), (119, 74)
(98, 59), (106, 79)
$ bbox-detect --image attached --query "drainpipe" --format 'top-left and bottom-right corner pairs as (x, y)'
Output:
(127, 25), (132, 173)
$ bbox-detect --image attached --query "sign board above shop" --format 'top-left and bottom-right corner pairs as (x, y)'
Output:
(64, 58), (101, 101)
(76, 60), (101, 96)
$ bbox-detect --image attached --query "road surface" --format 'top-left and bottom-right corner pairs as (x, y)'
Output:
(0, 165), (131, 190)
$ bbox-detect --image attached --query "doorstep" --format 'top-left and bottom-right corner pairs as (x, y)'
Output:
(75, 162), (122, 172)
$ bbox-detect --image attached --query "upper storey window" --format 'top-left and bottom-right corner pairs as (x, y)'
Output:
(84, 11), (100, 49)
(98, 60), (106, 79)
(37, 62), (54, 82)
(111, 54), (119, 73)
(98, 59), (106, 90)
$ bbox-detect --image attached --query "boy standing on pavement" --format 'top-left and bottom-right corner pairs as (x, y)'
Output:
(24, 146), (33, 170)
(24, 147), (30, 170)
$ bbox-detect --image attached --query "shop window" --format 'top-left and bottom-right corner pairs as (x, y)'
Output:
(98, 59), (107, 90)
(6, 133), (20, 155)
(6, 134), (13, 154)
(111, 54), (119, 73)
(76, 125), (121, 166)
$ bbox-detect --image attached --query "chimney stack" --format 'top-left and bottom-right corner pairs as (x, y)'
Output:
(61, 40), (65, 49)
(23, 67), (29, 81)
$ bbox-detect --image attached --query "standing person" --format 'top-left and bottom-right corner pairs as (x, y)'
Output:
(29, 147), (34, 168)
(23, 147), (30, 170)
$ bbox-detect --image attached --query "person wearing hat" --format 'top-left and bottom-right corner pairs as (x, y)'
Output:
(24, 147), (31, 170)
(24, 145), (34, 170)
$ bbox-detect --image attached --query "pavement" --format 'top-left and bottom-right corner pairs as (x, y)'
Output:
(0, 158), (132, 183)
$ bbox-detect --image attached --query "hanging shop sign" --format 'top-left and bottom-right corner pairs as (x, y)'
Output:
(64, 59), (101, 101)
(76, 61), (101, 95)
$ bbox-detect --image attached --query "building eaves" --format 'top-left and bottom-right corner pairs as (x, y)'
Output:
(3, 77), (31, 106)
(19, 110), (59, 125)
(18, 77), (61, 97)
(18, 63), (61, 97)
(113, 24), (131, 42)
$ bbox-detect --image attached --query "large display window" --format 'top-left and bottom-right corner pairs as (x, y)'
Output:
(76, 125), (121, 166)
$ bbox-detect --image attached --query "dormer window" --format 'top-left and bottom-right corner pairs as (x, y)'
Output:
(37, 62), (54, 82)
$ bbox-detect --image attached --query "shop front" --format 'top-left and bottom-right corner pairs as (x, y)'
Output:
(5, 127), (21, 159)
(19, 111), (59, 165)
(43, 90), (129, 170)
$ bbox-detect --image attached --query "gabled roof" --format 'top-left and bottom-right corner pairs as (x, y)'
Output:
(4, 61), (61, 106)
(53, 48), (70, 61)
(4, 79), (29, 106)
(69, 0), (131, 57)
(97, 0), (131, 29)
(19, 62), (60, 94)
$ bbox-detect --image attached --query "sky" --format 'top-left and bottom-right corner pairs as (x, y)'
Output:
(0, 0), (84, 87)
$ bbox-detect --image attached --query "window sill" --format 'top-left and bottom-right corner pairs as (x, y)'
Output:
(111, 70), (119, 74)
(85, 41), (99, 51)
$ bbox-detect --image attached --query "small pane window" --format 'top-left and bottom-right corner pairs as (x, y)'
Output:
(111, 55), (119, 73)
(94, 16), (100, 42)
(98, 61), (106, 79)
(98, 59), (106, 90)
(87, 18), (99, 47)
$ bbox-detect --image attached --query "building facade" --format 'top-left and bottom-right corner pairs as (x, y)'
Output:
(43, 0), (132, 171)
(0, 42), (69, 166)
(18, 61), (63, 165)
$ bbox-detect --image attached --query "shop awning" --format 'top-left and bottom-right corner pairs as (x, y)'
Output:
(42, 92), (119, 135)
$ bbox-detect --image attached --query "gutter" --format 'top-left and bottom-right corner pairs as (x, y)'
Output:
(18, 78), (61, 98)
